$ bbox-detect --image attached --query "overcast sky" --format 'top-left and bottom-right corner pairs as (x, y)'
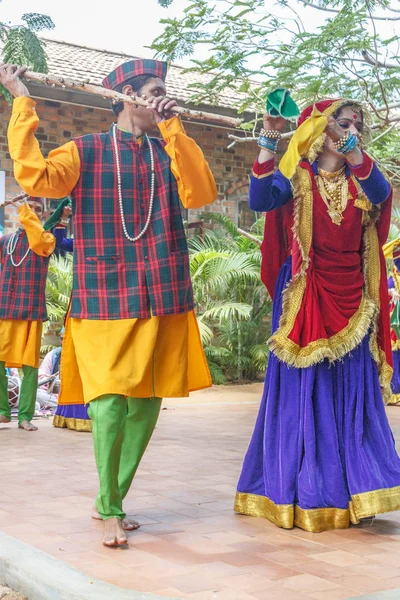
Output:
(2, 0), (192, 60)
(3, 0), (398, 68)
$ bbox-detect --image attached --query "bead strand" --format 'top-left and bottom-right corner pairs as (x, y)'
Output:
(112, 124), (155, 243)
(6, 229), (30, 267)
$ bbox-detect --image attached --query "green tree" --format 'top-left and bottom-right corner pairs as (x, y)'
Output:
(41, 253), (72, 354)
(152, 0), (400, 183)
(0, 11), (55, 101)
(40, 231), (270, 382)
(188, 214), (271, 383)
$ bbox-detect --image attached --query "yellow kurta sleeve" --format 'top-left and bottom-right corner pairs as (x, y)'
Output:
(18, 203), (55, 257)
(8, 97), (81, 198)
(158, 116), (218, 209)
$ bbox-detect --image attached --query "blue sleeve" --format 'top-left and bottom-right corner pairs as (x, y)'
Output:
(350, 153), (391, 205)
(53, 227), (74, 252)
(249, 161), (292, 212)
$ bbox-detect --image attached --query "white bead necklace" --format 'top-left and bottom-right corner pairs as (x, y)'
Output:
(6, 228), (31, 267)
(112, 124), (155, 242)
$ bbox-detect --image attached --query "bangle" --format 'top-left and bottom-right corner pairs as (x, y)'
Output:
(258, 136), (279, 153)
(59, 219), (69, 226)
(333, 131), (350, 150)
(334, 132), (358, 155)
(259, 128), (282, 140)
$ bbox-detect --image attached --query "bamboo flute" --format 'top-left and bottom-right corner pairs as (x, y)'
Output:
(0, 191), (29, 208)
(23, 69), (243, 128)
(237, 227), (262, 246)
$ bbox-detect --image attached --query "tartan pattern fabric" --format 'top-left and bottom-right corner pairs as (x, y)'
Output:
(70, 125), (194, 320)
(0, 230), (50, 321)
(102, 60), (168, 90)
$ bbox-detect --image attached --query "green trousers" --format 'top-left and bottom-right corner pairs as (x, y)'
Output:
(88, 394), (162, 520)
(0, 361), (38, 424)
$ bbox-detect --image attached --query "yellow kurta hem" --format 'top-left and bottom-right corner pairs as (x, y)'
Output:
(59, 310), (211, 405)
(0, 320), (42, 368)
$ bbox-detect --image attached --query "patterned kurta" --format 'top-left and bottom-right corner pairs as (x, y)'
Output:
(70, 123), (194, 319)
(8, 97), (217, 401)
(0, 203), (55, 368)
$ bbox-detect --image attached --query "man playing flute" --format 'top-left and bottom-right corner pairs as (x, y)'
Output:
(0, 60), (217, 546)
(0, 196), (70, 431)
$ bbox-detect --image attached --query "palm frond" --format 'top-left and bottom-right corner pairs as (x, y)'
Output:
(198, 212), (241, 238)
(197, 318), (214, 345)
(201, 301), (252, 323)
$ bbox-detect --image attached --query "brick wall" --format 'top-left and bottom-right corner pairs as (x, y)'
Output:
(3, 97), (397, 233)
(0, 97), (259, 232)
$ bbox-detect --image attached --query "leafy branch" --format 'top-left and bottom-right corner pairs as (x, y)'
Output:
(153, 0), (400, 172)
(0, 12), (55, 102)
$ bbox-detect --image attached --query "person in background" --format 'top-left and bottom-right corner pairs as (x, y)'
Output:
(36, 326), (64, 410)
(0, 197), (55, 431)
(384, 240), (400, 405)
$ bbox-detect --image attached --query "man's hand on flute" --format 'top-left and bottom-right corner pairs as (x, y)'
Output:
(0, 192), (29, 208)
(0, 64), (30, 98)
(143, 93), (178, 124)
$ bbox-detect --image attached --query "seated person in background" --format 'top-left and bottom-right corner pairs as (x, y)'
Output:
(6, 367), (20, 412)
(36, 327), (64, 410)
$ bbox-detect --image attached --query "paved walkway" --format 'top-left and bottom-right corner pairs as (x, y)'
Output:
(1, 384), (400, 600)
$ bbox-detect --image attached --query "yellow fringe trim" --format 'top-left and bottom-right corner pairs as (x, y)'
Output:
(392, 340), (400, 351)
(234, 486), (400, 533)
(352, 176), (373, 213)
(269, 167), (312, 365)
(363, 219), (393, 401)
(53, 414), (92, 432)
(269, 294), (376, 368)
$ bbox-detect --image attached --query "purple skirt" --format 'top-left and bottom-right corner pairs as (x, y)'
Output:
(53, 403), (91, 432)
(390, 349), (400, 398)
(235, 258), (400, 532)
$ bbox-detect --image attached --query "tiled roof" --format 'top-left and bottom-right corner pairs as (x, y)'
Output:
(42, 38), (245, 112)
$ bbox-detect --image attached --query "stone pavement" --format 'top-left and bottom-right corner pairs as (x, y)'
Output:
(1, 383), (400, 600)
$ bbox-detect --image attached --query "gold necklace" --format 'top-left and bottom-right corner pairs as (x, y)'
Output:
(317, 166), (348, 226)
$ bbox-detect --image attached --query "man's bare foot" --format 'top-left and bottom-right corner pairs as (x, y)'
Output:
(18, 420), (38, 431)
(0, 415), (11, 424)
(103, 518), (128, 547)
(92, 505), (140, 531)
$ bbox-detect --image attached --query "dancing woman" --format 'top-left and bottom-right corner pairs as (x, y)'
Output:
(235, 98), (400, 532)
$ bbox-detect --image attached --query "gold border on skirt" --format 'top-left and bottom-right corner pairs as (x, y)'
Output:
(53, 415), (92, 432)
(234, 486), (400, 532)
